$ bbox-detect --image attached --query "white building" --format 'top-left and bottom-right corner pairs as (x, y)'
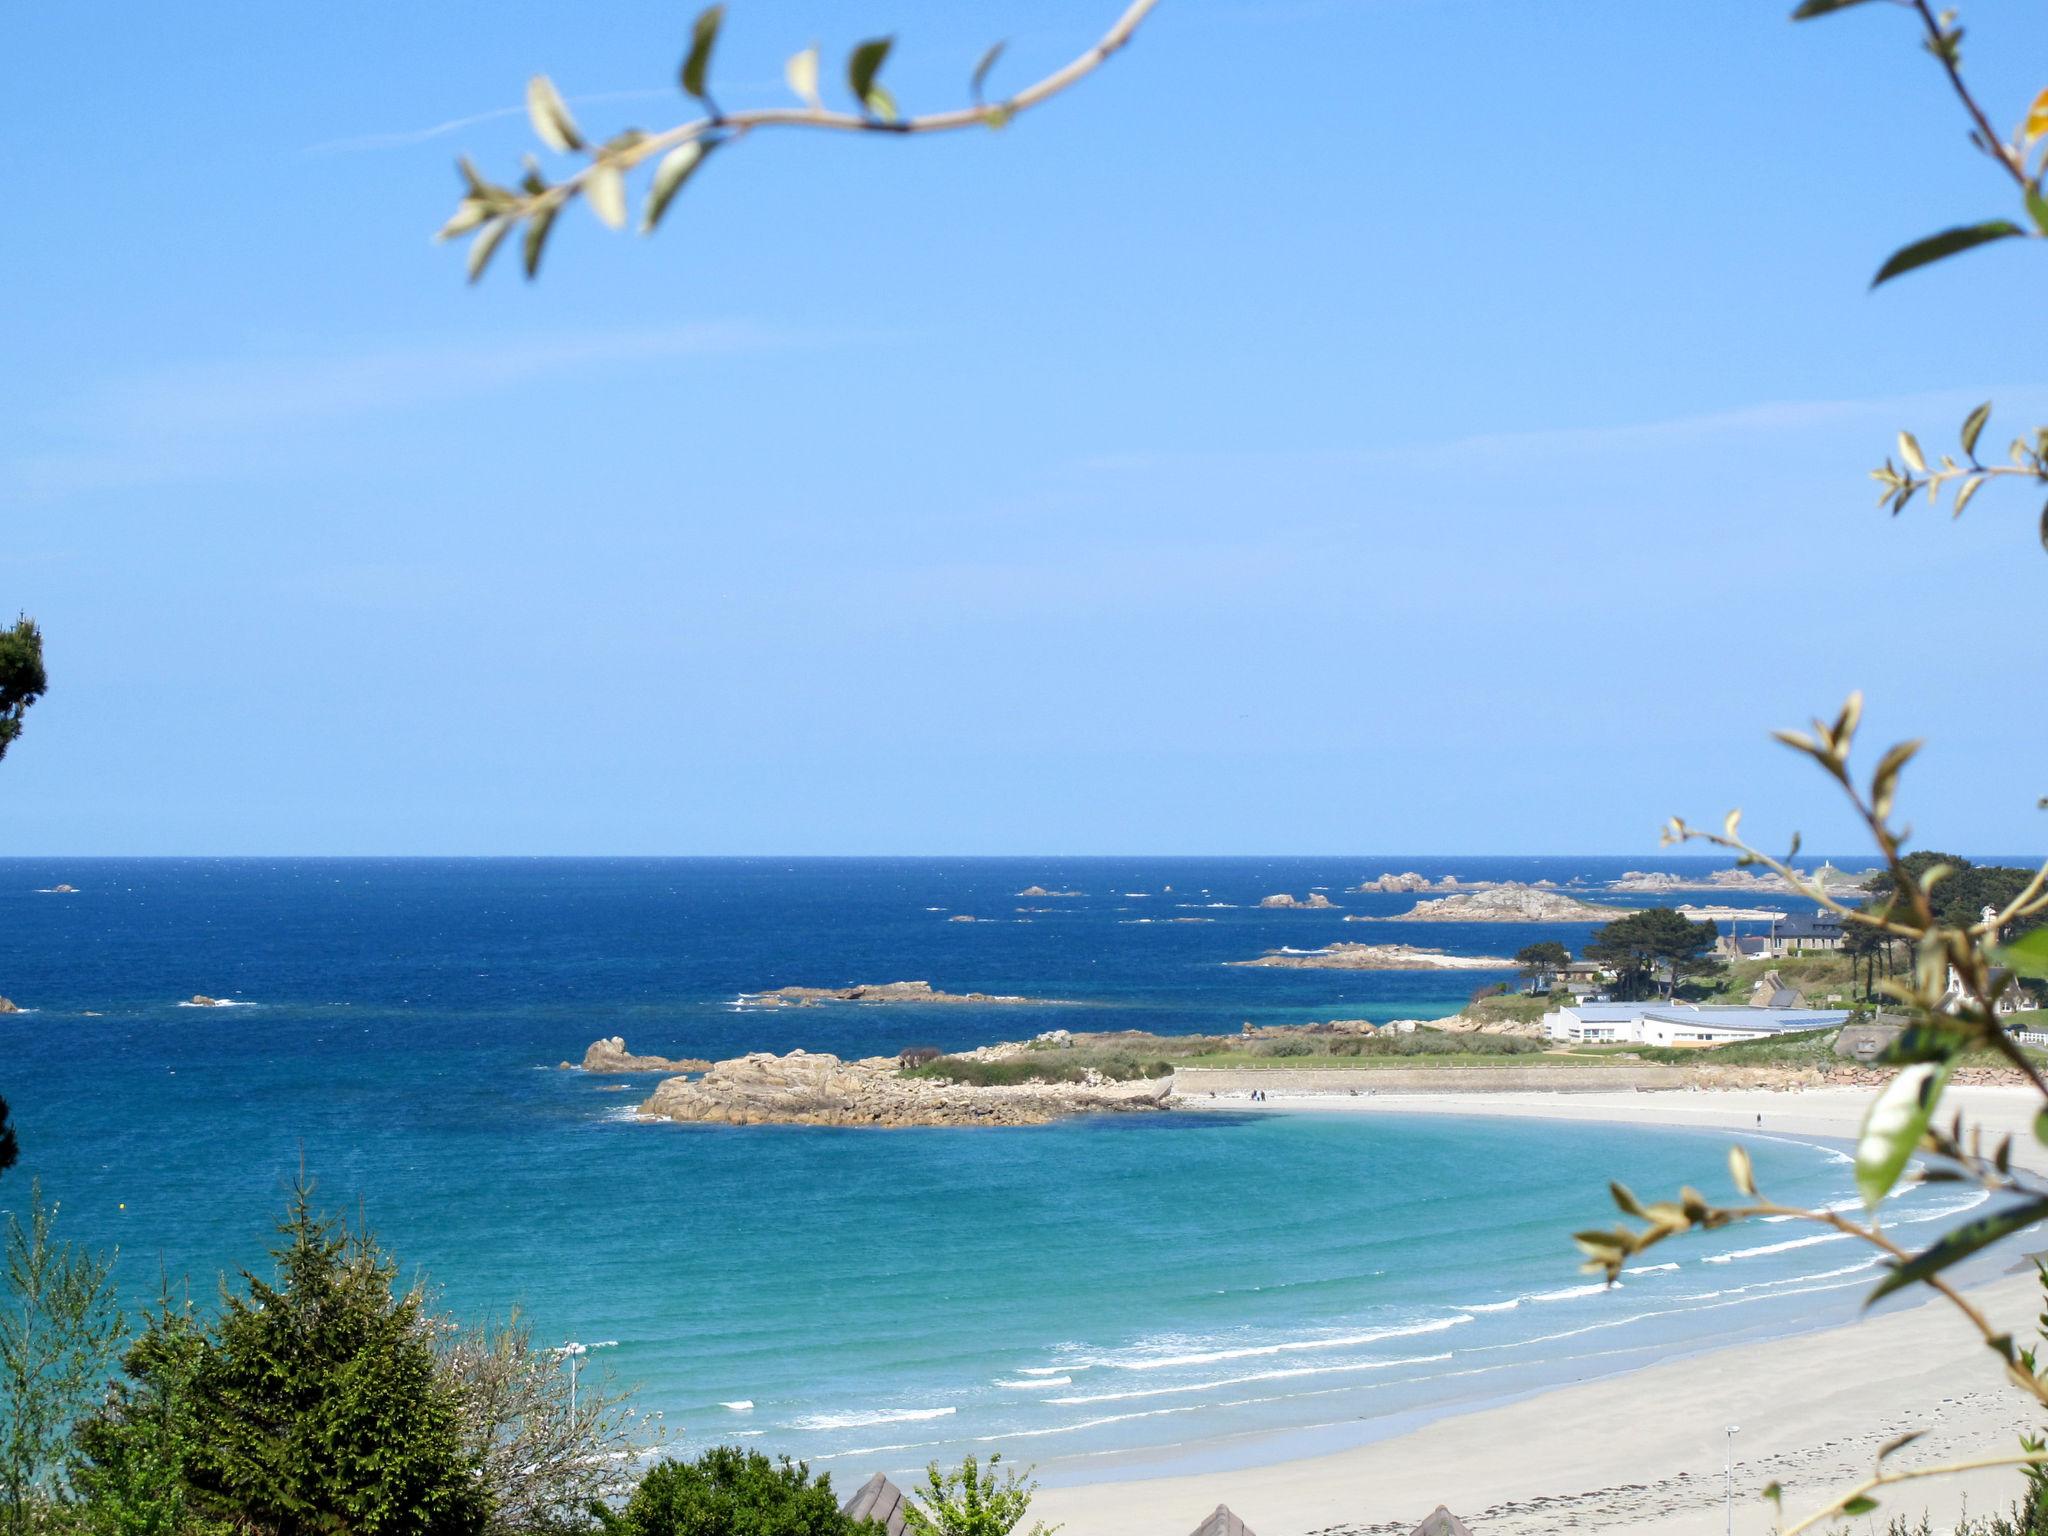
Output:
(1544, 1001), (1851, 1048)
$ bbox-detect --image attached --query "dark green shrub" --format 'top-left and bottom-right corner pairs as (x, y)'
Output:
(605, 1446), (870, 1536)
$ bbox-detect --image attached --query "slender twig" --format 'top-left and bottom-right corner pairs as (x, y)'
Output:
(1905, 0), (2028, 186)
(456, 0), (1162, 249)
(1780, 1448), (2048, 1536)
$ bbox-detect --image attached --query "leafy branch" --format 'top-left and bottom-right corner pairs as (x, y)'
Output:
(1792, 2), (2048, 546)
(440, 0), (1163, 281)
(1580, 693), (2048, 1530)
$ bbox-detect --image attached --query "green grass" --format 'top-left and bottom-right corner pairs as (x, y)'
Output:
(1461, 992), (1554, 1026)
(900, 1025), (1549, 1084)
(1693, 952), (1862, 1004)
(1176, 1050), (1637, 1070)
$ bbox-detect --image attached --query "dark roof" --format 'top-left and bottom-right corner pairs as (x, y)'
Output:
(1189, 1507), (1257, 1536)
(1775, 912), (1843, 938)
(1409, 1509), (1476, 1536)
(841, 1473), (911, 1536)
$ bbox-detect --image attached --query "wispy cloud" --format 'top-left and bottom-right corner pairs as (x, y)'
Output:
(1074, 386), (2048, 476)
(10, 321), (877, 498)
(303, 89), (674, 155)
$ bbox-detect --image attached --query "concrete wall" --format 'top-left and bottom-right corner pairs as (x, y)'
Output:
(1171, 1064), (1691, 1096)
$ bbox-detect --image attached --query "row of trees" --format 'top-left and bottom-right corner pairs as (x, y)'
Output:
(1511, 909), (1721, 1003)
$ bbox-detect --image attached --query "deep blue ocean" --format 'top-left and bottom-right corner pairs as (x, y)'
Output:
(0, 857), (1985, 1484)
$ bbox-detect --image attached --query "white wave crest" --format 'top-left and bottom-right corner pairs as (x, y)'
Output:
(792, 1406), (955, 1431)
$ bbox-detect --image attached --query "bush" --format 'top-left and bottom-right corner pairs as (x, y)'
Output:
(902, 1455), (1053, 1536)
(604, 1446), (867, 1536)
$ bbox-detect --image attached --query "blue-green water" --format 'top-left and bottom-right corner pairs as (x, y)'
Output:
(0, 857), (1985, 1482)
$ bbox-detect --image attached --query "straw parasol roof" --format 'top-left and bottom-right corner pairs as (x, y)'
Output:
(1408, 1507), (1475, 1536)
(1187, 1505), (1258, 1536)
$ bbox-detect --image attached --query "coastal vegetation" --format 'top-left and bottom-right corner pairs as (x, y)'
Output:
(598, 1447), (872, 1536)
(901, 1455), (1053, 1536)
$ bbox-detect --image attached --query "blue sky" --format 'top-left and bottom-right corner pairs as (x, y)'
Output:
(3, 1), (2043, 855)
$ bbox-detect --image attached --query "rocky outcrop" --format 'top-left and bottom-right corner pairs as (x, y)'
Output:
(1228, 943), (1514, 971)
(186, 995), (229, 1007)
(1611, 865), (1874, 895)
(1015, 885), (1084, 898)
(571, 1037), (712, 1073)
(1348, 872), (1470, 893)
(1257, 892), (1336, 909)
(0, 997), (19, 1014)
(1372, 886), (1626, 923)
(638, 1050), (1172, 1128)
(736, 980), (1073, 1007)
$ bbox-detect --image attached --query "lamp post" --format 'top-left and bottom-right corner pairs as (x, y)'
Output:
(550, 1339), (618, 1422)
(1725, 1424), (1741, 1536)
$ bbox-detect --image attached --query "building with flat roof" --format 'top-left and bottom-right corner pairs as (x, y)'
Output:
(1545, 1001), (1850, 1047)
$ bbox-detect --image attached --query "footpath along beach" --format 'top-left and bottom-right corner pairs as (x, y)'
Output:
(1032, 1085), (2047, 1536)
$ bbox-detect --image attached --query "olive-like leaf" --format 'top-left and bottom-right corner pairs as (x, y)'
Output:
(1842, 1496), (1880, 1517)
(1873, 221), (2025, 287)
(1961, 401), (1991, 458)
(2029, 188), (2048, 238)
(864, 83), (899, 122)
(1728, 1145), (1757, 1197)
(848, 37), (895, 112)
(2025, 87), (2048, 143)
(1855, 1061), (1951, 1209)
(643, 141), (709, 233)
(523, 203), (560, 280)
(785, 45), (822, 110)
(526, 75), (584, 153)
(681, 5), (725, 105)
(1790, 0), (1883, 15)
(1867, 1196), (2048, 1304)
(971, 40), (1007, 102)
(586, 164), (628, 230)
(1897, 431), (1926, 474)
(466, 219), (510, 284)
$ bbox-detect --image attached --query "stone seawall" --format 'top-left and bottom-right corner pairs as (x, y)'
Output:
(1171, 1064), (1690, 1096)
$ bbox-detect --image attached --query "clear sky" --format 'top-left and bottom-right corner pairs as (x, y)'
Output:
(3, 1), (2043, 856)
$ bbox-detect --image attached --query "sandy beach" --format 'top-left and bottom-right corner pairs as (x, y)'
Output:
(1034, 1085), (2047, 1536)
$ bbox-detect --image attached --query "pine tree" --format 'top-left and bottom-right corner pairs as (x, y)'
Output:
(180, 1181), (486, 1536)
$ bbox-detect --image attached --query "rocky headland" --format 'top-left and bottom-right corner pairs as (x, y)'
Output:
(735, 980), (1076, 1008)
(637, 1050), (1171, 1128)
(568, 1037), (712, 1073)
(1257, 892), (1337, 909)
(1369, 886), (1627, 923)
(1228, 943), (1514, 971)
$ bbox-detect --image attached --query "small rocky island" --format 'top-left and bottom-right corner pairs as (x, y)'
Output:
(1229, 942), (1514, 971)
(1256, 892), (1337, 909)
(637, 1050), (1171, 1128)
(735, 980), (1075, 1007)
(1015, 885), (1084, 897)
(1370, 885), (1626, 922)
(568, 1037), (712, 1073)
(0, 996), (20, 1014)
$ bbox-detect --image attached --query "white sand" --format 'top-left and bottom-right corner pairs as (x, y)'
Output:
(1032, 1085), (2047, 1536)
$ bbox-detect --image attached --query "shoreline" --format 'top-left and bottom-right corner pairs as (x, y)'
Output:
(1030, 1083), (2047, 1535)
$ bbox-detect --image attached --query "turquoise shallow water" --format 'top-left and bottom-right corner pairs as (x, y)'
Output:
(0, 857), (1993, 1483)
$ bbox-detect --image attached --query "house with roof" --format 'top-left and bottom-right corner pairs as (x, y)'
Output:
(1544, 1000), (1850, 1047)
(1769, 912), (1844, 954)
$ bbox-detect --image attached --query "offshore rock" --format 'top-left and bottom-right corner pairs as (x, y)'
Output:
(1372, 886), (1626, 922)
(1228, 943), (1514, 971)
(638, 1050), (1172, 1128)
(1256, 892), (1336, 909)
(736, 980), (1071, 1007)
(574, 1037), (712, 1073)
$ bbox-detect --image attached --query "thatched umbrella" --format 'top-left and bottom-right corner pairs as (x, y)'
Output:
(1408, 1506), (1475, 1536)
(841, 1472), (911, 1536)
(1187, 1505), (1258, 1536)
